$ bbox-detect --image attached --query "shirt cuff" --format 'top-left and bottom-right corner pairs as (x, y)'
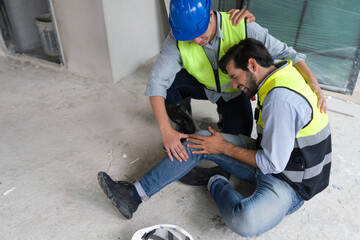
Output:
(144, 87), (167, 99)
(255, 150), (281, 175)
(291, 52), (306, 65)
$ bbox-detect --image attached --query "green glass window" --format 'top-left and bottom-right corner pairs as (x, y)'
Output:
(213, 0), (360, 94)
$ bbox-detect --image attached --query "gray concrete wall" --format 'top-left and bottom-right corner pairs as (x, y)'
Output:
(102, 0), (169, 82)
(0, 35), (6, 56)
(50, 0), (168, 83)
(51, 0), (113, 82)
(164, 0), (170, 13)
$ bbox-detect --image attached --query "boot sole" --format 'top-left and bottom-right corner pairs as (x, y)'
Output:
(97, 172), (133, 219)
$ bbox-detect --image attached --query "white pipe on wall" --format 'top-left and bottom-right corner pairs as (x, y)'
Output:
(48, 0), (66, 68)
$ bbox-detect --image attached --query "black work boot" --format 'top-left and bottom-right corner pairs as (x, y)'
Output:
(178, 166), (231, 186)
(166, 97), (196, 134)
(216, 106), (224, 132)
(97, 172), (141, 219)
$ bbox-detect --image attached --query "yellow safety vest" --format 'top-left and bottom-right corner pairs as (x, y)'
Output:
(256, 60), (329, 137)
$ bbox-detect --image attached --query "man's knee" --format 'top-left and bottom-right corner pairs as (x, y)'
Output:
(223, 208), (270, 237)
(180, 140), (201, 163)
(195, 130), (211, 136)
(225, 215), (264, 237)
(182, 132), (209, 162)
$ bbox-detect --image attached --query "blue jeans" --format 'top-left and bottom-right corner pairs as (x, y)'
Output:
(134, 131), (304, 237)
(165, 69), (253, 136)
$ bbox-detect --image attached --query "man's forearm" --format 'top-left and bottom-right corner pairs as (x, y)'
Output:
(222, 141), (258, 168)
(149, 96), (172, 133)
(294, 61), (319, 88)
(187, 127), (259, 168)
(294, 61), (327, 112)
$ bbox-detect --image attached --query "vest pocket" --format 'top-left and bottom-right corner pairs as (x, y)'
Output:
(286, 154), (305, 171)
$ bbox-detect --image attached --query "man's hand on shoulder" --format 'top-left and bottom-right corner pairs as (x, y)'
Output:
(227, 9), (256, 25)
(293, 61), (328, 113)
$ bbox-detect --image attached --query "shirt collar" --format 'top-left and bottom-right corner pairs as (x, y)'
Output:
(258, 61), (289, 89)
(214, 11), (224, 40)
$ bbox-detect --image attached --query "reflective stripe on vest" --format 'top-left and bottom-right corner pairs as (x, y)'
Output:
(178, 12), (246, 93)
(256, 60), (332, 200)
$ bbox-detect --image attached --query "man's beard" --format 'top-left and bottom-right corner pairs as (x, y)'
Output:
(244, 72), (258, 98)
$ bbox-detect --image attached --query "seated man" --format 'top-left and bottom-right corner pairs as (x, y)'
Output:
(97, 38), (332, 237)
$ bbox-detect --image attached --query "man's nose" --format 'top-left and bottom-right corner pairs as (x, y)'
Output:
(192, 37), (202, 45)
(232, 80), (238, 89)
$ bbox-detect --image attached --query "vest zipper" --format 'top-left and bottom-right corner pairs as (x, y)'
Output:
(214, 12), (222, 93)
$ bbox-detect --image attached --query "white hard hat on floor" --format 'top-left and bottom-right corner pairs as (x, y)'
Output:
(131, 224), (194, 240)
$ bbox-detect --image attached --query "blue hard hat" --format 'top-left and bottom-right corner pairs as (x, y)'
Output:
(169, 0), (211, 41)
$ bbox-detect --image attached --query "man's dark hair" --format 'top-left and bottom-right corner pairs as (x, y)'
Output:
(219, 38), (274, 73)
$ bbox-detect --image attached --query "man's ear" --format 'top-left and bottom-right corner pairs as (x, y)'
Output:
(247, 58), (258, 73)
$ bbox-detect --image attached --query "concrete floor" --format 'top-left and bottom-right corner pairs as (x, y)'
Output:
(0, 56), (360, 240)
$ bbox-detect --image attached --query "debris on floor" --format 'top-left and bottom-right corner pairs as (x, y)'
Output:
(3, 187), (16, 196)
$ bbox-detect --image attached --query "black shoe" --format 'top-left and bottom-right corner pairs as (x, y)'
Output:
(178, 166), (231, 186)
(217, 121), (224, 132)
(166, 98), (196, 134)
(97, 171), (141, 219)
(216, 106), (224, 132)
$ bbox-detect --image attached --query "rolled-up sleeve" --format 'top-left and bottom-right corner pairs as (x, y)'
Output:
(255, 99), (296, 174)
(247, 22), (306, 64)
(145, 32), (183, 99)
